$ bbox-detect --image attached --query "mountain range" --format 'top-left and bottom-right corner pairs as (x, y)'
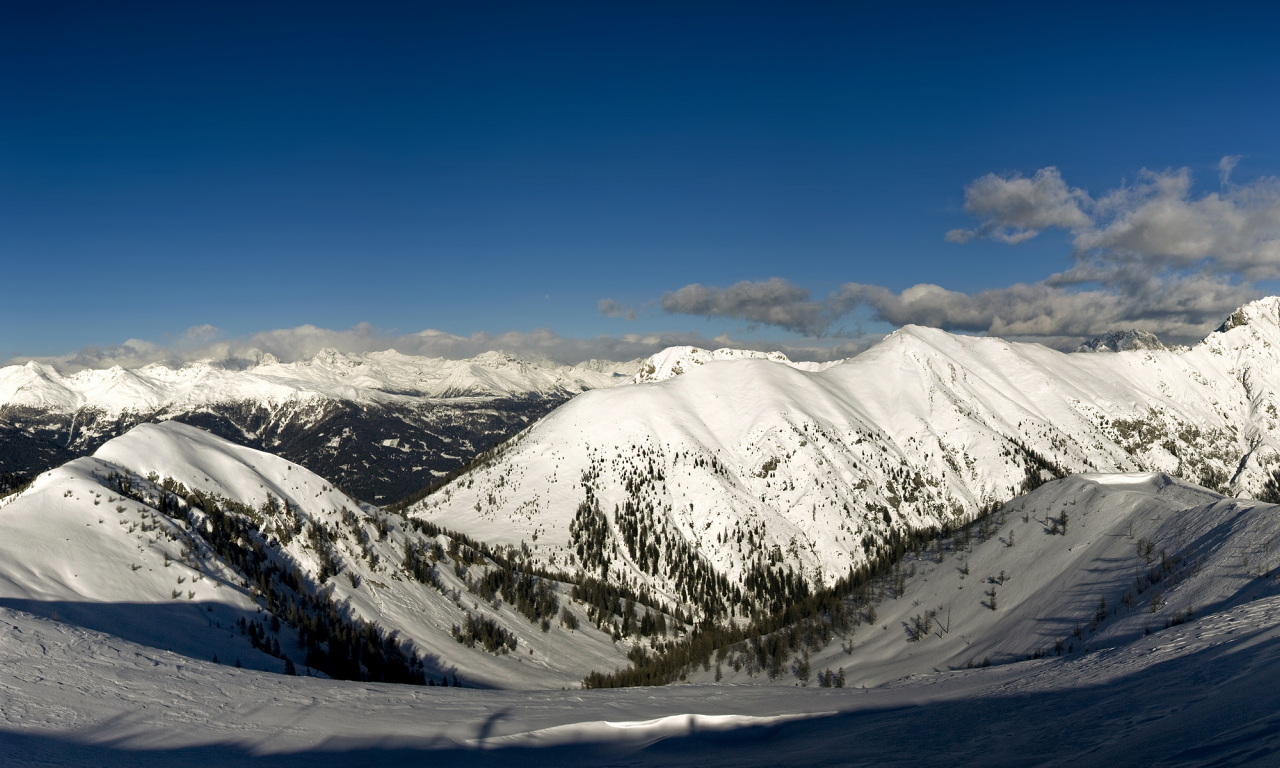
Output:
(7, 298), (1280, 762)
(413, 296), (1280, 617)
(0, 349), (637, 502)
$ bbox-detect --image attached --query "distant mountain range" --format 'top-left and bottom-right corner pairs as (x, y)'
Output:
(0, 349), (639, 502)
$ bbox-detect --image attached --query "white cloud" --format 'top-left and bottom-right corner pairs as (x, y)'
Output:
(837, 276), (1254, 347)
(597, 299), (637, 321)
(660, 278), (848, 337)
(182, 324), (221, 343)
(660, 159), (1273, 349)
(945, 167), (1091, 244)
(1219, 155), (1242, 186)
(1071, 167), (1280, 280)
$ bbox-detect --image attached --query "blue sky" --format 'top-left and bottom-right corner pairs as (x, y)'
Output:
(4, 1), (1279, 365)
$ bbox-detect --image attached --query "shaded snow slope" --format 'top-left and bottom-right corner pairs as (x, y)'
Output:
(0, 422), (631, 689)
(3, 590), (1280, 765)
(414, 297), (1280, 606)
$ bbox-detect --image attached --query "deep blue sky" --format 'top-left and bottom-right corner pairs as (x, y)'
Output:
(3, 1), (1278, 360)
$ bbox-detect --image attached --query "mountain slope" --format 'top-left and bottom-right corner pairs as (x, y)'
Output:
(0, 421), (635, 688)
(700, 471), (1280, 687)
(410, 297), (1280, 617)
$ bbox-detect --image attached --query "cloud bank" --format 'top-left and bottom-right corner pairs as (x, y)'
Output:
(660, 159), (1277, 348)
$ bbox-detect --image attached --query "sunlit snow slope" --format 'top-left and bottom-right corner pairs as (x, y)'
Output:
(415, 297), (1280, 609)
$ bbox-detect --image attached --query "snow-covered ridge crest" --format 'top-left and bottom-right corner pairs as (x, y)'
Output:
(629, 346), (844, 384)
(414, 296), (1280, 605)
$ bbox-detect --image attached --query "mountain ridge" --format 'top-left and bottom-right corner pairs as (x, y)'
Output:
(410, 297), (1280, 615)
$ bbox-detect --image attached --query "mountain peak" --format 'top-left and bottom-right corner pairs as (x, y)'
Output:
(1215, 295), (1280, 334)
(1075, 329), (1167, 353)
(629, 346), (796, 384)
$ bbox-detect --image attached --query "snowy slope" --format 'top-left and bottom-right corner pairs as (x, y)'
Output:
(0, 422), (633, 689)
(3, 586), (1280, 765)
(701, 471), (1280, 688)
(413, 297), (1280, 611)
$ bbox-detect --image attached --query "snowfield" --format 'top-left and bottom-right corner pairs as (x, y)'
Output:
(2, 589), (1280, 765)
(5, 431), (1280, 763)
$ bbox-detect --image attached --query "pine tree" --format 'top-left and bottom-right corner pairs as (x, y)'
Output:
(1260, 468), (1280, 504)
(835, 668), (846, 688)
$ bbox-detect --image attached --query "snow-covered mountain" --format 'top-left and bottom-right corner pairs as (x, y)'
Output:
(4, 468), (1280, 765)
(411, 297), (1280, 617)
(0, 349), (639, 502)
(1075, 328), (1169, 353)
(0, 349), (632, 411)
(0, 421), (640, 689)
(629, 346), (842, 384)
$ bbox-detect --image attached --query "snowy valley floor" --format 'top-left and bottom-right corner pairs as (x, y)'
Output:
(4, 596), (1280, 767)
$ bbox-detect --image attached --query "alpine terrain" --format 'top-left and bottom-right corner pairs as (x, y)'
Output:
(6, 300), (1280, 764)
(413, 296), (1280, 621)
(0, 349), (638, 503)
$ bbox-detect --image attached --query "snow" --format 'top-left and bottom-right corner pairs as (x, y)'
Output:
(627, 345), (845, 384)
(698, 471), (1280, 688)
(0, 349), (639, 417)
(2, 588), (1280, 764)
(6, 316), (1280, 761)
(414, 296), (1280, 603)
(0, 422), (634, 690)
